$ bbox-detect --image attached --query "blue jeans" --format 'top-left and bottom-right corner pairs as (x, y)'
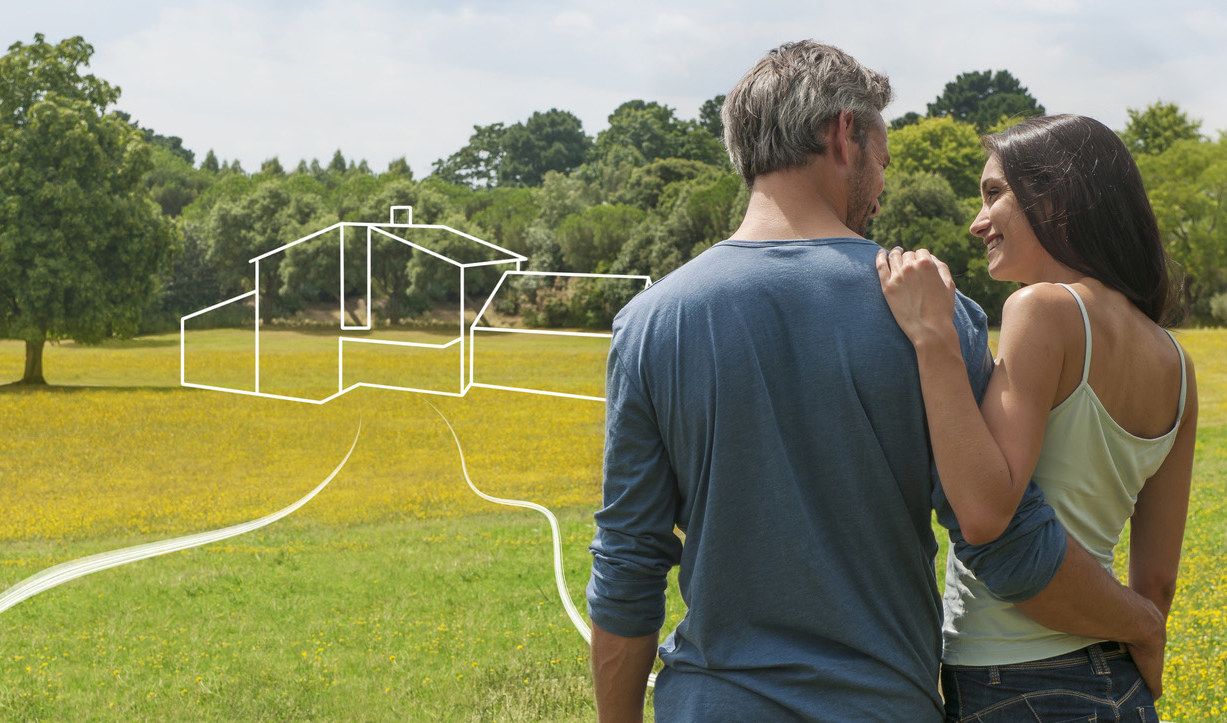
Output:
(940, 642), (1159, 722)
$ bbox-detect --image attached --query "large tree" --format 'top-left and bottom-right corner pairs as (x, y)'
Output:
(467, 186), (540, 256)
(201, 180), (325, 323)
(887, 116), (984, 199)
(592, 100), (725, 168)
(0, 35), (177, 384)
(431, 109), (592, 189)
(499, 109), (592, 187)
(698, 94), (725, 138)
(871, 171), (1012, 323)
(927, 70), (1045, 132)
(1120, 101), (1204, 157)
(579, 100), (726, 198)
(615, 158), (718, 210)
(348, 178), (471, 323)
(1134, 134), (1227, 318)
(144, 144), (212, 217)
(556, 203), (646, 273)
(431, 122), (507, 188)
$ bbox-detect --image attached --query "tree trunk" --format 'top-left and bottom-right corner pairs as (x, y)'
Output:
(387, 288), (402, 326)
(345, 298), (363, 326)
(22, 337), (47, 385)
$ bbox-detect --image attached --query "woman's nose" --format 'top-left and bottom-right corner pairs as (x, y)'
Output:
(969, 208), (990, 237)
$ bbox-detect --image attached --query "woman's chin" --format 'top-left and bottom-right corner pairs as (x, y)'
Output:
(986, 260), (1014, 283)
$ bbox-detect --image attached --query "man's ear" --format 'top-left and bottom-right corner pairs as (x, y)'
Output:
(830, 109), (856, 166)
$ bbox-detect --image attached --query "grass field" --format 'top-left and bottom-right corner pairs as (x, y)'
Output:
(0, 328), (1223, 720)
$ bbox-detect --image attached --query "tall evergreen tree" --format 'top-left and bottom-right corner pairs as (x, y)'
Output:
(201, 149), (221, 172)
(927, 70), (1045, 132)
(328, 149), (347, 173)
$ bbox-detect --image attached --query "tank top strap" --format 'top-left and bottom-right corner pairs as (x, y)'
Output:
(1162, 329), (1189, 421)
(1055, 283), (1092, 384)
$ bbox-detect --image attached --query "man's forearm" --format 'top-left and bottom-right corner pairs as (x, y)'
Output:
(591, 623), (658, 723)
(1015, 533), (1164, 645)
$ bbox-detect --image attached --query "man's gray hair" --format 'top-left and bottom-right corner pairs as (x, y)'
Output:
(722, 40), (893, 186)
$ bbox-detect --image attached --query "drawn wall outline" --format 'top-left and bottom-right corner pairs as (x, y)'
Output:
(180, 206), (651, 404)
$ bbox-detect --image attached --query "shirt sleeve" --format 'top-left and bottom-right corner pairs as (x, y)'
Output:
(586, 343), (683, 638)
(930, 294), (1068, 603)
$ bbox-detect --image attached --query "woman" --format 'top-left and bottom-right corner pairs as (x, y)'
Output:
(875, 115), (1198, 720)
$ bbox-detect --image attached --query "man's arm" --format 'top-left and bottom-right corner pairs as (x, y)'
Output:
(587, 339), (681, 719)
(591, 624), (658, 723)
(1016, 536), (1166, 696)
(937, 459), (1168, 695)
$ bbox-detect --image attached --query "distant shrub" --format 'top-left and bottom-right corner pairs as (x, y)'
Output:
(1210, 292), (1227, 326)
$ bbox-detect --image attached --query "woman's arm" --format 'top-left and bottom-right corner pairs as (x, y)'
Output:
(876, 248), (1074, 543)
(1111, 351), (1196, 700)
(1129, 350), (1197, 618)
(1021, 352), (1196, 700)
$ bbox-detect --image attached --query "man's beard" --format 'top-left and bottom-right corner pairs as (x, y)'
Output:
(845, 155), (874, 237)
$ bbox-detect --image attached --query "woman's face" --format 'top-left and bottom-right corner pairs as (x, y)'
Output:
(969, 155), (1051, 283)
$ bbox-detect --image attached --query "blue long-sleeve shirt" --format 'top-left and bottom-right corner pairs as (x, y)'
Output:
(587, 238), (1066, 721)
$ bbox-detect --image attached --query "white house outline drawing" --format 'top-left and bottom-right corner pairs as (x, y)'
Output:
(180, 206), (651, 404)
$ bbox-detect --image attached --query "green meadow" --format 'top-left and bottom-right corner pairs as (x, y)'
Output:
(0, 328), (1223, 720)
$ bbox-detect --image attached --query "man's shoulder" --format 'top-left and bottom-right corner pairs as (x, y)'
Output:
(953, 289), (989, 333)
(614, 242), (735, 312)
(950, 289), (992, 395)
(641, 237), (879, 288)
(616, 236), (914, 321)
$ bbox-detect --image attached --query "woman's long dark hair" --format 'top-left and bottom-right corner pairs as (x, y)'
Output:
(983, 115), (1184, 325)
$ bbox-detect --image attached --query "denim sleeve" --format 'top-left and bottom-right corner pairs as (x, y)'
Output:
(930, 295), (1068, 603)
(586, 345), (683, 638)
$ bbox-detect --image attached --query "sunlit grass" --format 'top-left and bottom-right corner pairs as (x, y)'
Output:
(0, 514), (600, 721)
(0, 333), (606, 542)
(1151, 426), (1227, 721)
(1, 330), (610, 719)
(0, 326), (1223, 720)
(1175, 328), (1227, 427)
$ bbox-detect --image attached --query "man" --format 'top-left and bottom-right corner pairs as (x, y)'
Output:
(586, 41), (1164, 721)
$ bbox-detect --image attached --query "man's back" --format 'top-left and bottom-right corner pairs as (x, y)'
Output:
(589, 237), (990, 720)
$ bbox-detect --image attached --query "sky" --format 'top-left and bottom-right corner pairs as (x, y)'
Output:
(5, 0), (1226, 176)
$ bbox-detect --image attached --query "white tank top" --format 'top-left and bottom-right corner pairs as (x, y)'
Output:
(942, 283), (1188, 665)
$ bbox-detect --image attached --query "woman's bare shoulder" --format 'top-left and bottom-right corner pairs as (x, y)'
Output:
(1001, 283), (1084, 331)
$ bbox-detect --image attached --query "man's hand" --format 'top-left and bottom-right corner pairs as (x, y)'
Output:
(1015, 535), (1167, 699)
(1126, 601), (1166, 699)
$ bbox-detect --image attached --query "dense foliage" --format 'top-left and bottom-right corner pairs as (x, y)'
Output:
(4, 33), (1226, 386)
(0, 35), (177, 383)
(925, 70), (1046, 132)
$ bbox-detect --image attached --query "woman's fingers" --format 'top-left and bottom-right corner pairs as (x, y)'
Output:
(876, 246), (957, 336)
(875, 247), (914, 282)
(878, 247), (945, 286)
(920, 250), (956, 293)
(874, 248), (890, 282)
(889, 246), (908, 274)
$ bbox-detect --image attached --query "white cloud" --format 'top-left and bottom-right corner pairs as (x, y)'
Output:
(5, 0), (1225, 172)
(550, 11), (595, 34)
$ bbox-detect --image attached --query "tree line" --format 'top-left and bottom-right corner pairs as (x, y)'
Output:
(3, 34), (1226, 384)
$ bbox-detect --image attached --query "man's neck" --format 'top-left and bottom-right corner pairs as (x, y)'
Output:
(729, 163), (859, 242)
